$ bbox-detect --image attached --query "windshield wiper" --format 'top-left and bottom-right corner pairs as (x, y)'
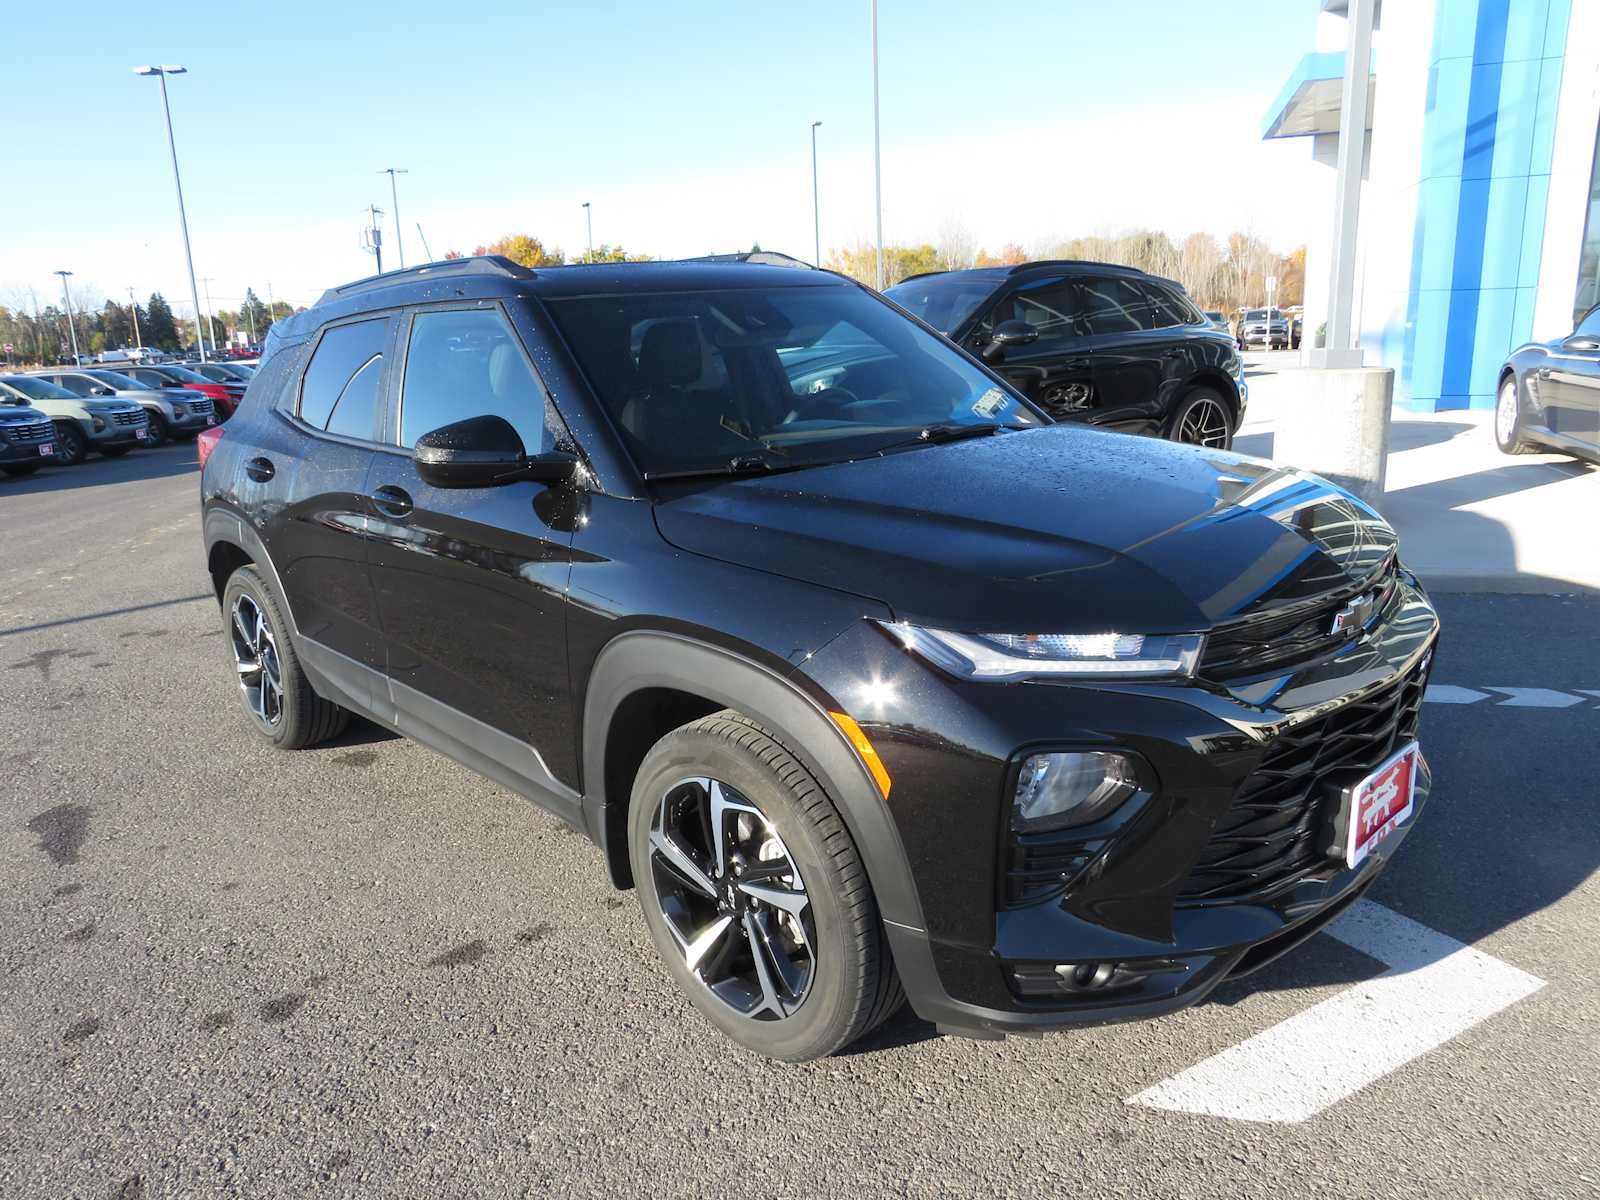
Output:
(644, 453), (811, 483)
(872, 422), (1024, 454)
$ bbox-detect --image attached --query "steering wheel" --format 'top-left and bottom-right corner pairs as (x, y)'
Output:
(786, 385), (860, 423)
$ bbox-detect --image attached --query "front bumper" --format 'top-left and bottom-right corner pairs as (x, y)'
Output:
(797, 572), (1439, 1039)
(0, 436), (57, 464)
(81, 416), (149, 446)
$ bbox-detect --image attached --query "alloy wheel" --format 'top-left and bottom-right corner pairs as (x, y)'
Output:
(1496, 379), (1518, 444)
(1178, 396), (1230, 448)
(648, 777), (815, 1021)
(230, 592), (284, 727)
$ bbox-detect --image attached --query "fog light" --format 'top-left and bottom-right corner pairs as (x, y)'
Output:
(92, 417), (106, 432)
(1012, 751), (1137, 833)
(172, 404), (188, 418)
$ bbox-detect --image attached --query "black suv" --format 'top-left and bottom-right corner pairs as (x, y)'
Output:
(885, 262), (1246, 449)
(200, 255), (1437, 1061)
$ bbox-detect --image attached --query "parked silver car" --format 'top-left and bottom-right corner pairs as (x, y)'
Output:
(1237, 307), (1290, 350)
(0, 374), (148, 464)
(35, 368), (216, 446)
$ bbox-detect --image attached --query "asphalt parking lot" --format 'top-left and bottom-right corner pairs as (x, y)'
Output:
(2, 443), (1597, 1199)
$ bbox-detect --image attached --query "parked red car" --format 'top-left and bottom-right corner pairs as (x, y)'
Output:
(121, 364), (240, 419)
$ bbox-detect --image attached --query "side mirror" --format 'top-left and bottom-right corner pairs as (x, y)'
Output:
(93, 386), (114, 396)
(413, 414), (580, 489)
(982, 319), (1040, 363)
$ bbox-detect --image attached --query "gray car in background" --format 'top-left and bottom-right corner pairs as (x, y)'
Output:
(1237, 307), (1290, 350)
(35, 368), (216, 446)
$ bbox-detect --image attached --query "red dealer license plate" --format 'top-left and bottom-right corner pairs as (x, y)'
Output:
(40, 443), (53, 456)
(1341, 741), (1419, 868)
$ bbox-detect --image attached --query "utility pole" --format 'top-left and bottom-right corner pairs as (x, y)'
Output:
(870, 0), (885, 290)
(243, 292), (256, 343)
(135, 65), (208, 362)
(128, 287), (143, 350)
(582, 201), (594, 263)
(200, 276), (217, 355)
(378, 167), (408, 268)
(54, 270), (80, 362)
(811, 121), (823, 267)
(362, 205), (386, 274)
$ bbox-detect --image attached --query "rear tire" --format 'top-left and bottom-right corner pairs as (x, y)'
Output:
(51, 422), (87, 465)
(1168, 387), (1235, 450)
(220, 565), (350, 750)
(627, 710), (904, 1061)
(1495, 374), (1538, 455)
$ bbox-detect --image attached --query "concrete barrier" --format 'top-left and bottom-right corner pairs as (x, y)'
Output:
(1272, 367), (1394, 505)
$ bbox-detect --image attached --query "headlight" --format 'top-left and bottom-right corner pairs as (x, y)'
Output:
(880, 622), (1203, 680)
(1013, 751), (1139, 832)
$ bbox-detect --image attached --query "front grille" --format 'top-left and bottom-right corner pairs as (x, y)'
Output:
(187, 398), (214, 417)
(3, 420), (53, 444)
(111, 409), (145, 427)
(1200, 559), (1399, 682)
(1177, 656), (1429, 904)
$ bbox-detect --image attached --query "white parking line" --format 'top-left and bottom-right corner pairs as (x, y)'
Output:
(1127, 901), (1544, 1123)
(1424, 685), (1597, 707)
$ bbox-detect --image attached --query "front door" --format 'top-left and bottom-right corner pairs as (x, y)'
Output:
(1545, 308), (1600, 448)
(364, 302), (580, 802)
(966, 276), (1097, 422)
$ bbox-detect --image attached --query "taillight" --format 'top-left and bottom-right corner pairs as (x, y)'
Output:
(196, 424), (224, 470)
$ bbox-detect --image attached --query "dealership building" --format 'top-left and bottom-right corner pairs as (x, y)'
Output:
(1265, 0), (1600, 410)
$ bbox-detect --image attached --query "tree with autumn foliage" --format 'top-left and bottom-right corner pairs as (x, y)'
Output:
(472, 234), (566, 267)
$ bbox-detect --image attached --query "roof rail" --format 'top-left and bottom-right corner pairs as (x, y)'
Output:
(316, 255), (535, 305)
(688, 250), (816, 269)
(1007, 259), (1149, 277)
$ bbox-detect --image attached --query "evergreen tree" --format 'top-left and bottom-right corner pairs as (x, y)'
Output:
(145, 293), (179, 351)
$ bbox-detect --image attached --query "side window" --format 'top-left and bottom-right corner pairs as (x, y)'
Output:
(1080, 278), (1152, 335)
(299, 318), (388, 437)
(398, 307), (549, 452)
(1576, 308), (1600, 338)
(976, 279), (1081, 347)
(1144, 285), (1193, 329)
(58, 375), (95, 396)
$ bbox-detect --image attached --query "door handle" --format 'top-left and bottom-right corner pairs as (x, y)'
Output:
(245, 456), (274, 482)
(371, 485), (413, 519)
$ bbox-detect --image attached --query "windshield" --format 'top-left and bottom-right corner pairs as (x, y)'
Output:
(1243, 309), (1278, 321)
(87, 369), (153, 390)
(156, 365), (212, 384)
(544, 282), (1041, 477)
(0, 374), (76, 400)
(882, 274), (999, 333)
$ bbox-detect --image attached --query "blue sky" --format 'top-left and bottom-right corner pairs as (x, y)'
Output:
(5, 0), (1327, 317)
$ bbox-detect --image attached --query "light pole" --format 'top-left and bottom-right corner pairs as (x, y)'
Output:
(810, 121), (823, 267)
(54, 270), (79, 362)
(582, 201), (594, 262)
(379, 167), (408, 268)
(128, 287), (143, 351)
(870, 0), (885, 290)
(134, 65), (208, 362)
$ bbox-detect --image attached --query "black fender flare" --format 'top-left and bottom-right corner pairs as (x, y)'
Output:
(580, 630), (927, 933)
(202, 507), (301, 636)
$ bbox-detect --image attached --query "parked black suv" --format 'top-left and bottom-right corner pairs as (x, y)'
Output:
(200, 256), (1437, 1060)
(885, 262), (1246, 449)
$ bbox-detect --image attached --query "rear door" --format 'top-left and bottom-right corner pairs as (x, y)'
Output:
(364, 301), (579, 799)
(258, 316), (392, 697)
(1080, 276), (1165, 432)
(964, 276), (1097, 421)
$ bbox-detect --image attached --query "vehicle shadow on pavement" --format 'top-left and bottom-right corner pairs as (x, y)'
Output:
(0, 442), (198, 493)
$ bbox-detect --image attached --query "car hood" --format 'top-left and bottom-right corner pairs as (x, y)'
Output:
(652, 425), (1397, 632)
(0, 405), (47, 423)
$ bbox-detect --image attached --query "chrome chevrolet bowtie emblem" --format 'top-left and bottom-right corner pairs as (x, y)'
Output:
(1330, 591), (1378, 635)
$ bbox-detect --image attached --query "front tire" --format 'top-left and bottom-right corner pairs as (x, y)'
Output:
(1495, 374), (1538, 455)
(144, 412), (170, 447)
(627, 711), (903, 1061)
(1169, 387), (1235, 450)
(51, 422), (87, 465)
(220, 565), (350, 749)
